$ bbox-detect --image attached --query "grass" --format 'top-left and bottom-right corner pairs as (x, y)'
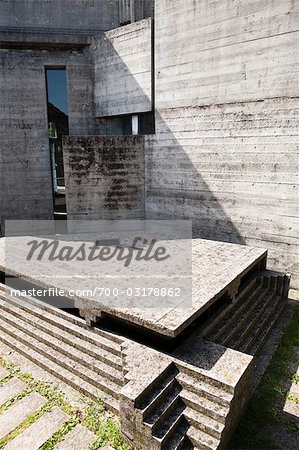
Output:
(0, 359), (132, 450)
(229, 303), (299, 449)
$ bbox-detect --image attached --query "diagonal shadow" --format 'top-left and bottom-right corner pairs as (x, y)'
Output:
(73, 20), (246, 246)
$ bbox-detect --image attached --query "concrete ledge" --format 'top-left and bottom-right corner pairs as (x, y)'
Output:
(0, 28), (94, 49)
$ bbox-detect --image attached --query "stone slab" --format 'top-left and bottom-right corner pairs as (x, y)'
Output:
(283, 398), (299, 419)
(0, 392), (46, 439)
(4, 406), (69, 450)
(0, 378), (26, 407)
(0, 237), (267, 337)
(55, 424), (96, 449)
(0, 368), (9, 380)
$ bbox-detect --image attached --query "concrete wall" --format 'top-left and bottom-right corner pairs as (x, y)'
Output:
(93, 18), (152, 117)
(145, 0), (299, 285)
(0, 46), (97, 232)
(119, 0), (154, 23)
(63, 136), (145, 220)
(0, 0), (120, 32)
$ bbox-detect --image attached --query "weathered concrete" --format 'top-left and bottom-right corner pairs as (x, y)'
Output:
(93, 18), (152, 117)
(4, 407), (69, 450)
(0, 265), (290, 450)
(119, 0), (154, 24)
(0, 0), (120, 32)
(0, 368), (9, 380)
(145, 0), (299, 287)
(0, 392), (46, 439)
(54, 424), (96, 449)
(0, 236), (266, 337)
(0, 378), (26, 407)
(63, 135), (145, 220)
(0, 45), (99, 232)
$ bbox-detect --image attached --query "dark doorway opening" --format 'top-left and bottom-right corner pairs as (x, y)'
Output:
(45, 68), (69, 220)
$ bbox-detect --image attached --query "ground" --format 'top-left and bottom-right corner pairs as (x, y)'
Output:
(0, 360), (130, 450)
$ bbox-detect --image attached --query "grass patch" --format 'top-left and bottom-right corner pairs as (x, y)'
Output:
(0, 359), (132, 450)
(229, 304), (299, 449)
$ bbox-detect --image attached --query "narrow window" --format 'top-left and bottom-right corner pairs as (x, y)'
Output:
(45, 68), (69, 220)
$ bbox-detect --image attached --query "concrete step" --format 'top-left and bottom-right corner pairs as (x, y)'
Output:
(180, 389), (229, 424)
(0, 299), (122, 370)
(220, 287), (268, 346)
(136, 364), (179, 411)
(149, 395), (183, 436)
(0, 392), (46, 439)
(183, 406), (225, 440)
(0, 328), (119, 414)
(54, 424), (96, 450)
(246, 299), (286, 356)
(155, 412), (187, 447)
(0, 306), (123, 385)
(0, 378), (26, 407)
(161, 419), (190, 450)
(236, 291), (280, 353)
(177, 365), (234, 395)
(0, 318), (122, 398)
(176, 372), (233, 407)
(202, 277), (259, 338)
(0, 368), (9, 380)
(187, 425), (220, 450)
(227, 290), (277, 349)
(4, 406), (69, 450)
(142, 378), (180, 421)
(208, 283), (263, 342)
(0, 287), (122, 346)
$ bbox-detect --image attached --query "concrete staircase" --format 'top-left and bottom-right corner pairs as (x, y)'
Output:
(177, 365), (236, 450)
(136, 364), (191, 449)
(204, 272), (289, 356)
(132, 362), (239, 450)
(0, 271), (289, 450)
(0, 285), (124, 414)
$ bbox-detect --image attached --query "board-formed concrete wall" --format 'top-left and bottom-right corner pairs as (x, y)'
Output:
(63, 136), (145, 220)
(145, 0), (299, 285)
(93, 18), (152, 117)
(0, 0), (120, 32)
(0, 46), (97, 232)
(119, 0), (154, 23)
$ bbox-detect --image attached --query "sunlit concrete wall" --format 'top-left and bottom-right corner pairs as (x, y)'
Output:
(93, 18), (153, 117)
(145, 0), (299, 285)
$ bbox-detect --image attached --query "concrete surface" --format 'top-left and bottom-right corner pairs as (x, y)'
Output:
(4, 406), (69, 450)
(93, 18), (152, 117)
(0, 236), (266, 337)
(54, 424), (96, 449)
(63, 135), (145, 220)
(0, 392), (46, 439)
(0, 378), (26, 407)
(145, 0), (299, 287)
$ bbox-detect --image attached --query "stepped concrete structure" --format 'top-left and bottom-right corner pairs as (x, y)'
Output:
(0, 235), (291, 449)
(0, 1), (297, 449)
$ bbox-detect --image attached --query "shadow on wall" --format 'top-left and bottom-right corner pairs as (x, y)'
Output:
(144, 112), (246, 245)
(77, 31), (246, 245)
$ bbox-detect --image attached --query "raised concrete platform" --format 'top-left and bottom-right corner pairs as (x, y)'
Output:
(0, 267), (289, 450)
(0, 237), (267, 338)
(0, 235), (290, 449)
